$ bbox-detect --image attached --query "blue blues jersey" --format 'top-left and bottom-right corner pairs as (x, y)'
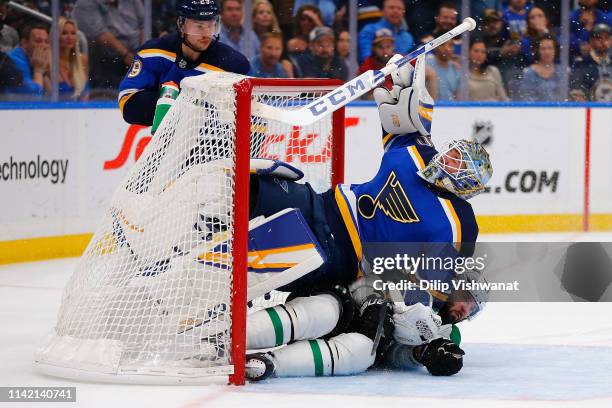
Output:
(118, 33), (250, 125)
(334, 132), (478, 265)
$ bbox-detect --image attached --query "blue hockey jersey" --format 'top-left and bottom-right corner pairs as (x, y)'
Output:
(118, 33), (250, 125)
(334, 131), (478, 266)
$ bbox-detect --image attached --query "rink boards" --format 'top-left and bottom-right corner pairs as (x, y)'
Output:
(1, 102), (611, 263)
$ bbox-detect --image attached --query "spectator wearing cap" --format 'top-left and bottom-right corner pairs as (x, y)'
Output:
(219, 0), (260, 61)
(482, 9), (511, 66)
(358, 28), (395, 90)
(248, 31), (289, 78)
(0, 0), (19, 53)
(73, 0), (144, 91)
(7, 23), (50, 96)
(570, 0), (610, 60)
(290, 26), (347, 81)
(571, 23), (612, 100)
(358, 0), (414, 64)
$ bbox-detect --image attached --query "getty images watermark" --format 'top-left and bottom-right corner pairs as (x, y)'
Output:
(369, 252), (520, 293)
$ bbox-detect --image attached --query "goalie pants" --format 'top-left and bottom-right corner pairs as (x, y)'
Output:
(249, 174), (358, 292)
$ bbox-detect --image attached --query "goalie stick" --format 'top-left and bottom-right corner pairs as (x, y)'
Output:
(251, 18), (477, 126)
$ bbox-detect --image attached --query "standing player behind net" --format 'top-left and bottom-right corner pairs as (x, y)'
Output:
(117, 0), (249, 126)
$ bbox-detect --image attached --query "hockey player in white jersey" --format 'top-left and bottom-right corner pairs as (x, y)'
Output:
(243, 269), (486, 381)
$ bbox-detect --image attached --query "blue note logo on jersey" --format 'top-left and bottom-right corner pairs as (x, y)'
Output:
(127, 60), (142, 78)
(357, 172), (420, 223)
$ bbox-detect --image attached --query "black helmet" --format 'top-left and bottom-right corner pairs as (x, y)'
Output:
(176, 0), (220, 20)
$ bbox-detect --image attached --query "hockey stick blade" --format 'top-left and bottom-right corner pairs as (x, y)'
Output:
(252, 17), (476, 126)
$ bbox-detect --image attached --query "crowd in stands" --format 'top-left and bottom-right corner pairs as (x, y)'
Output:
(0, 0), (611, 102)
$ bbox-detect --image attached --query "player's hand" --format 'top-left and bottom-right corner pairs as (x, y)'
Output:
(373, 54), (432, 136)
(413, 337), (465, 376)
(356, 294), (394, 343)
(31, 45), (49, 74)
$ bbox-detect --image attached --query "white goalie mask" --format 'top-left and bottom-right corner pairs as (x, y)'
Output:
(418, 139), (493, 200)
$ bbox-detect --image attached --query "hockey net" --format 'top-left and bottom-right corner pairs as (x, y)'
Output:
(35, 73), (344, 385)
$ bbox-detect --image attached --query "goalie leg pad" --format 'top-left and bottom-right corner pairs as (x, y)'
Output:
(272, 333), (375, 377)
(247, 294), (340, 349)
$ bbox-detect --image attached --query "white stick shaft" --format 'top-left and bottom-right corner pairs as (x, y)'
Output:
(252, 18), (476, 126)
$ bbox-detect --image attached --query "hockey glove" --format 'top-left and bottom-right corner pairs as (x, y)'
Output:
(356, 294), (394, 357)
(413, 337), (465, 376)
(373, 54), (433, 137)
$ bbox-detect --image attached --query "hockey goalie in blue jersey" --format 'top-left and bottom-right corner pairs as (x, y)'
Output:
(117, 0), (249, 125)
(247, 54), (493, 297)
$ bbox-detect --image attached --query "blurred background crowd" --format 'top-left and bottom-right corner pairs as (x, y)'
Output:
(0, 0), (611, 103)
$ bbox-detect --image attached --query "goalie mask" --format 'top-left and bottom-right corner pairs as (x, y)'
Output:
(418, 139), (492, 200)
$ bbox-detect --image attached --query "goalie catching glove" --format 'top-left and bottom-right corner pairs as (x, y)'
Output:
(373, 54), (434, 136)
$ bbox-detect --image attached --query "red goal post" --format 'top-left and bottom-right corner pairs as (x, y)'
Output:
(231, 77), (345, 384)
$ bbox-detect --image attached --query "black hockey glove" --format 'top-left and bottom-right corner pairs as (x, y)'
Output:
(414, 337), (465, 376)
(356, 294), (394, 357)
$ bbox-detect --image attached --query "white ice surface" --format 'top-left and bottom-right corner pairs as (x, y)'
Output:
(1, 232), (612, 408)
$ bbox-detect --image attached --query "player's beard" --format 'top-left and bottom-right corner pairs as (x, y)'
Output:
(439, 302), (460, 325)
(375, 52), (392, 66)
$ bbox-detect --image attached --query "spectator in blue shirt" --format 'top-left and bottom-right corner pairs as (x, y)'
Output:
(519, 33), (564, 101)
(520, 6), (557, 65)
(219, 0), (260, 61)
(570, 0), (609, 60)
(7, 23), (50, 96)
(502, 0), (531, 41)
(249, 32), (289, 78)
(358, 0), (414, 63)
(426, 40), (460, 101)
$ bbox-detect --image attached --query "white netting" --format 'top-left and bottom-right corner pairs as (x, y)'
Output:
(35, 73), (339, 383)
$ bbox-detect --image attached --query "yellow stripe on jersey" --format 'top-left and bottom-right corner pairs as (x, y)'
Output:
(334, 186), (363, 261)
(419, 106), (433, 121)
(440, 198), (462, 252)
(407, 145), (426, 171)
(382, 133), (393, 148)
(118, 92), (136, 113)
(197, 62), (225, 72)
(138, 48), (177, 60)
